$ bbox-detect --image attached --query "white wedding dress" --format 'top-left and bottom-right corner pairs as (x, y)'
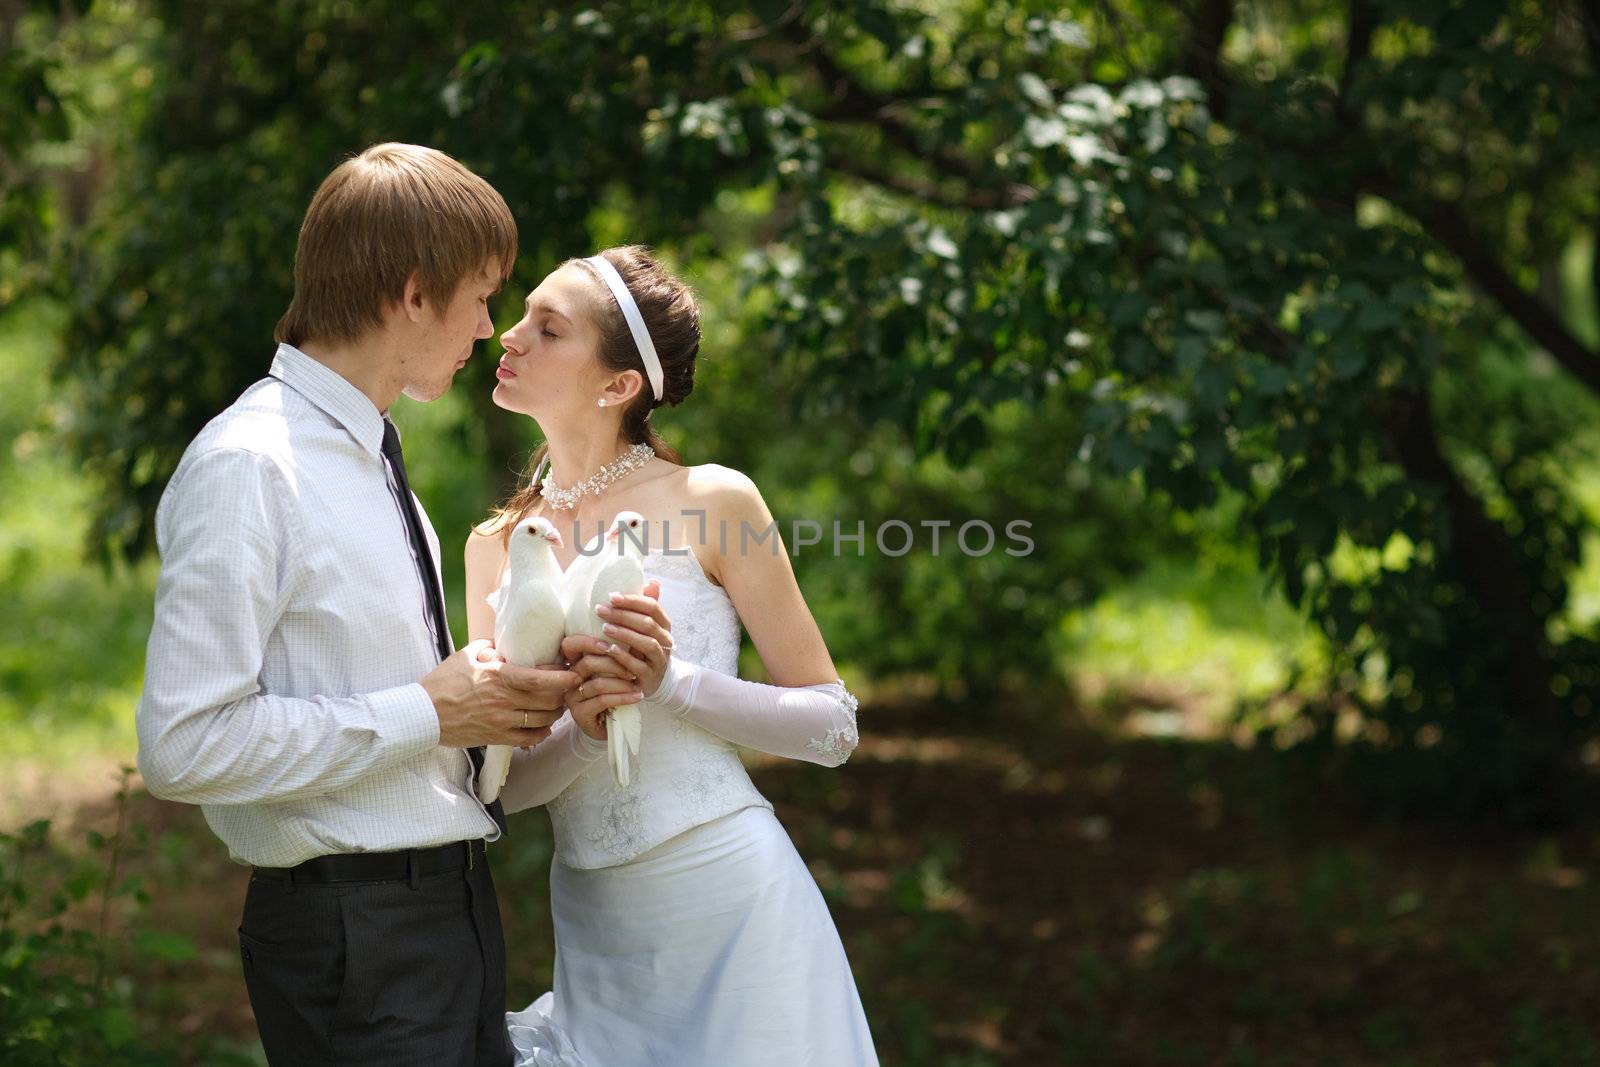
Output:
(499, 547), (878, 1066)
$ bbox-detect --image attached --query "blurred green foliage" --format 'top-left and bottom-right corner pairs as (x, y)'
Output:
(0, 299), (153, 762)
(0, 773), (255, 1066)
(8, 0), (1600, 821)
(10, 10), (1600, 1062)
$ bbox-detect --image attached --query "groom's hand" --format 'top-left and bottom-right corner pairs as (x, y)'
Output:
(421, 639), (580, 748)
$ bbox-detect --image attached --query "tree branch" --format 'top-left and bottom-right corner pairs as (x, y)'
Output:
(1181, 0), (1234, 116)
(825, 150), (1020, 211)
(1399, 195), (1600, 392)
(1580, 0), (1600, 65)
(1338, 0), (1378, 106)
(1216, 5), (1600, 396)
(777, 17), (987, 188)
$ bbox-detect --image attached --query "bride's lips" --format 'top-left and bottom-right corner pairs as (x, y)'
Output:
(496, 359), (518, 381)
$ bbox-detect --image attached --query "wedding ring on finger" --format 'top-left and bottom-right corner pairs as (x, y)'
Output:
(522, 712), (528, 729)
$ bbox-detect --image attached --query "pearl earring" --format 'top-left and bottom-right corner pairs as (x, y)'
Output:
(597, 398), (607, 407)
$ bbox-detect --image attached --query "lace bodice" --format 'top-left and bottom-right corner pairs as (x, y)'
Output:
(545, 547), (772, 868)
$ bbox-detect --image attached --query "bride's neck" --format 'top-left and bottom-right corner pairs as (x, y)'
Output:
(542, 424), (635, 487)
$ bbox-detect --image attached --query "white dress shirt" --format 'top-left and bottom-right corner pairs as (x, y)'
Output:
(136, 343), (499, 867)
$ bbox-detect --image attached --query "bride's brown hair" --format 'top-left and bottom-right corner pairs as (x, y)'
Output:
(480, 245), (700, 541)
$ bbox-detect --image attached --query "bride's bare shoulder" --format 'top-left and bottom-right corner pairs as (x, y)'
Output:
(683, 464), (779, 554)
(656, 464), (775, 589)
(464, 520), (507, 573)
(674, 463), (768, 518)
(680, 462), (755, 491)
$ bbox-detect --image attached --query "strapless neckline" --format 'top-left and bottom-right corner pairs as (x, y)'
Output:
(639, 547), (726, 598)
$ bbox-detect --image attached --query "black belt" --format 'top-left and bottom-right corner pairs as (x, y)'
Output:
(252, 839), (485, 888)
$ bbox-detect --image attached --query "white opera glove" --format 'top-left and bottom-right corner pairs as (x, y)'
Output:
(497, 713), (608, 814)
(642, 656), (861, 767)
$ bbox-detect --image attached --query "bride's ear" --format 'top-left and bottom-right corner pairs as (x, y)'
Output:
(602, 369), (644, 407)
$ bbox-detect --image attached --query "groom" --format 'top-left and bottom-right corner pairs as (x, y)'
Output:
(137, 144), (579, 1065)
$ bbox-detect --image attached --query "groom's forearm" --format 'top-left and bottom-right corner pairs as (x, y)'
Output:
(137, 684), (439, 805)
(137, 445), (439, 805)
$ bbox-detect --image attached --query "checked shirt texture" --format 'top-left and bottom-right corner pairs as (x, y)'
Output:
(135, 343), (500, 867)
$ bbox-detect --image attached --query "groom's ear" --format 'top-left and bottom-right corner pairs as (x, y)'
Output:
(400, 270), (427, 323)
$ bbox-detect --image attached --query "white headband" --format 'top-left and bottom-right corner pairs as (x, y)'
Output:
(583, 255), (664, 401)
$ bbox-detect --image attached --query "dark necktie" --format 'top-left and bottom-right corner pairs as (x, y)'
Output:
(381, 418), (507, 835)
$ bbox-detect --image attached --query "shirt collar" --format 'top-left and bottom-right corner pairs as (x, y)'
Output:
(268, 343), (387, 455)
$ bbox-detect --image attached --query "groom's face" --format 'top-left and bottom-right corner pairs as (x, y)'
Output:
(400, 259), (501, 403)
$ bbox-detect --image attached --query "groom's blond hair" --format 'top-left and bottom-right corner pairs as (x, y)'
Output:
(275, 143), (517, 347)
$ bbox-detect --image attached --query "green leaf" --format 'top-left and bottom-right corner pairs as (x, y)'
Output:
(1332, 342), (1368, 380)
(1355, 301), (1400, 333)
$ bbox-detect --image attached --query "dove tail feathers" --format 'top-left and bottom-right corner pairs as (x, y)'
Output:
(606, 705), (642, 789)
(478, 744), (514, 803)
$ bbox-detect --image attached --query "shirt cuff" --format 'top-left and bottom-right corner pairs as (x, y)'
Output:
(371, 682), (441, 755)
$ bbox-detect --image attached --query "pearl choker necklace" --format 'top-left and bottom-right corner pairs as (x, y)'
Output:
(539, 442), (655, 510)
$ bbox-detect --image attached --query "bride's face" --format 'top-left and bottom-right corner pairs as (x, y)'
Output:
(494, 264), (608, 418)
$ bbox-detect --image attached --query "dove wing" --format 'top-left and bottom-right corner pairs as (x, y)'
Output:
(575, 555), (646, 636)
(584, 555), (647, 787)
(560, 548), (608, 636)
(484, 567), (514, 619)
(495, 580), (567, 667)
(480, 577), (566, 805)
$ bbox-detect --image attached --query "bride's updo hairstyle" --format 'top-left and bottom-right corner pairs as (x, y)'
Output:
(484, 245), (701, 540)
(571, 244), (700, 443)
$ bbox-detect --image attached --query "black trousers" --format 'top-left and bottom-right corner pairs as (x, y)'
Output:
(237, 849), (514, 1066)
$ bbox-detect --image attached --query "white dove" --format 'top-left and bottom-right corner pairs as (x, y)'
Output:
(566, 511), (650, 787)
(478, 515), (566, 804)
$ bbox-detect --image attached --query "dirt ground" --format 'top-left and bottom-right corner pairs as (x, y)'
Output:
(31, 690), (1600, 1066)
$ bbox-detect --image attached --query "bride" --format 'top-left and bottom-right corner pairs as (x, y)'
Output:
(464, 245), (879, 1065)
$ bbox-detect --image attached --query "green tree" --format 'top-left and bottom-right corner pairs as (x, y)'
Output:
(0, 0), (73, 299)
(43, 0), (1600, 817)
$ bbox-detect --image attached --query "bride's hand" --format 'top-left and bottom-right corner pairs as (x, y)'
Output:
(561, 672), (644, 741)
(559, 626), (645, 742)
(590, 579), (674, 701)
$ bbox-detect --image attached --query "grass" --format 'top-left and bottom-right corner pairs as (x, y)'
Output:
(1057, 550), (1329, 734)
(0, 299), (157, 824)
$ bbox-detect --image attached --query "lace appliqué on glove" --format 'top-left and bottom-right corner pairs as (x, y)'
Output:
(804, 687), (860, 765)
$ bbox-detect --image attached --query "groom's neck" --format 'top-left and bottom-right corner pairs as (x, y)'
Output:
(298, 335), (405, 414)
